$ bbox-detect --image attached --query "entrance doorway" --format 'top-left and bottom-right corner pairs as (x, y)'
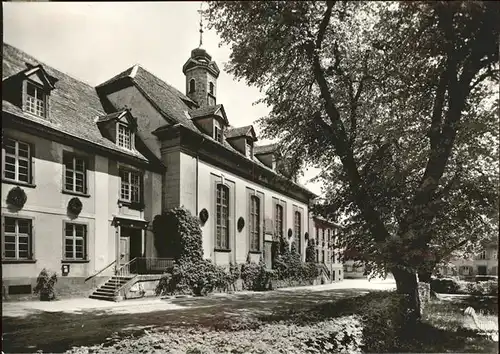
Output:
(119, 227), (142, 270)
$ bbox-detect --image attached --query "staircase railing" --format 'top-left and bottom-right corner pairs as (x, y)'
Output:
(85, 260), (116, 283)
(114, 257), (138, 293)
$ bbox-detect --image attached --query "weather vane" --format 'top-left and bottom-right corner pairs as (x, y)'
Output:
(198, 2), (204, 48)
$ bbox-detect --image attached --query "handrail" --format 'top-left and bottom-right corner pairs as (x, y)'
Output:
(85, 260), (117, 283)
(115, 257), (137, 275)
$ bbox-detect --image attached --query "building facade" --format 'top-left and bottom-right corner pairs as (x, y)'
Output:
(2, 43), (315, 299)
(309, 216), (344, 282)
(447, 240), (498, 278)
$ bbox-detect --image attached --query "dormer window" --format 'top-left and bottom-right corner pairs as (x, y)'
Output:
(117, 123), (132, 150)
(25, 81), (46, 117)
(246, 140), (253, 158)
(213, 119), (224, 144)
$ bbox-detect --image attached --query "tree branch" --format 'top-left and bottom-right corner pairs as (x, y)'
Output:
(307, 1), (391, 244)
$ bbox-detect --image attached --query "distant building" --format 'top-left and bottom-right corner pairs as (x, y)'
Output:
(309, 216), (344, 282)
(447, 239), (498, 278)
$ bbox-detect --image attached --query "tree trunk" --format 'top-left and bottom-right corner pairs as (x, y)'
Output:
(391, 267), (421, 331)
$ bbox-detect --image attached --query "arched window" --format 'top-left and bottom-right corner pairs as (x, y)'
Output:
(209, 82), (215, 95)
(294, 211), (301, 253)
(216, 184), (229, 249)
(250, 196), (260, 251)
(189, 79), (196, 93)
(275, 204), (283, 239)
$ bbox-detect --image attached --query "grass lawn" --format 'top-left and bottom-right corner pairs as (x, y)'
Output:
(2, 289), (498, 353)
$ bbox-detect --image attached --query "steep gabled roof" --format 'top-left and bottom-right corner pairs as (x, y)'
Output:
(225, 125), (257, 141)
(2, 43), (147, 161)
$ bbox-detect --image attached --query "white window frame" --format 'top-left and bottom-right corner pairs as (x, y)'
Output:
(478, 250), (487, 260)
(25, 81), (46, 117)
(294, 211), (302, 253)
(63, 153), (87, 194)
(64, 223), (87, 260)
(3, 217), (32, 260)
(214, 125), (223, 143)
(2, 138), (31, 183)
(216, 184), (229, 249)
(275, 204), (284, 239)
(250, 195), (260, 251)
(119, 169), (142, 203)
(246, 140), (253, 158)
(116, 123), (132, 150)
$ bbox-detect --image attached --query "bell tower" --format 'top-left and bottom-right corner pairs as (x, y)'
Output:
(182, 6), (220, 107)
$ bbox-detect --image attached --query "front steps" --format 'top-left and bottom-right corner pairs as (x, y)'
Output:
(89, 275), (135, 301)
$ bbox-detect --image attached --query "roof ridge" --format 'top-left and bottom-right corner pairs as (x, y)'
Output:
(134, 65), (196, 104)
(3, 42), (96, 88)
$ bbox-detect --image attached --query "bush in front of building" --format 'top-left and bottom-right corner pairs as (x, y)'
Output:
(431, 277), (498, 296)
(305, 239), (316, 263)
(152, 207), (203, 261)
(33, 268), (58, 301)
(241, 257), (276, 291)
(155, 207), (231, 296)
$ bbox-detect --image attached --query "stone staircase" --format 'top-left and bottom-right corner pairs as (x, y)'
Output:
(89, 275), (135, 301)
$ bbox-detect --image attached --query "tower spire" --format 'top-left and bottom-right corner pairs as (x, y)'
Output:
(198, 3), (204, 48)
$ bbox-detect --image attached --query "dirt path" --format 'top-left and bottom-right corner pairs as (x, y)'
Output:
(2, 280), (395, 353)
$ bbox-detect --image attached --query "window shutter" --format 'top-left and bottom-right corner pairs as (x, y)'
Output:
(84, 226), (88, 259)
(30, 221), (34, 259)
(30, 142), (36, 184)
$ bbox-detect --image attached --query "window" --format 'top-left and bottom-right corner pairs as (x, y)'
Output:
(327, 229), (331, 244)
(246, 140), (253, 158)
(322, 250), (325, 263)
(117, 123), (132, 150)
(64, 223), (87, 260)
(214, 125), (223, 143)
(209, 82), (214, 95)
(275, 204), (283, 238)
(119, 169), (142, 203)
(216, 184), (229, 249)
(250, 196), (260, 251)
(3, 138), (32, 183)
(294, 211), (301, 254)
(3, 217), (32, 260)
(316, 249), (319, 263)
(25, 82), (45, 117)
(478, 250), (487, 260)
(63, 153), (86, 194)
(189, 79), (196, 93)
(492, 250), (498, 260)
(322, 228), (325, 245)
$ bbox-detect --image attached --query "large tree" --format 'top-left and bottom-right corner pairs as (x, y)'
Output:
(206, 1), (499, 322)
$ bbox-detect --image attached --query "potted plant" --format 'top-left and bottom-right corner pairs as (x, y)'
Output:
(33, 268), (57, 301)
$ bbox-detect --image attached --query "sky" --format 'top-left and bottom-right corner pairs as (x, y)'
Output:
(3, 2), (323, 196)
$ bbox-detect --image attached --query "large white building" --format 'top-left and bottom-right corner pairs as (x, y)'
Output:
(2, 41), (316, 300)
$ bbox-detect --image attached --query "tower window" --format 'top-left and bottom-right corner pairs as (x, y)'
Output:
(209, 82), (214, 95)
(189, 79), (196, 93)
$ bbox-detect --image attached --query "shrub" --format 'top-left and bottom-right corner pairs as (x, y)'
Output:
(460, 280), (498, 296)
(156, 259), (229, 296)
(241, 258), (276, 291)
(33, 268), (57, 301)
(152, 207), (203, 261)
(305, 239), (316, 263)
(154, 207), (231, 296)
(430, 277), (460, 294)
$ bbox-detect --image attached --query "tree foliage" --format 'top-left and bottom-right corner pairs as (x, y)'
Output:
(207, 0), (499, 320)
